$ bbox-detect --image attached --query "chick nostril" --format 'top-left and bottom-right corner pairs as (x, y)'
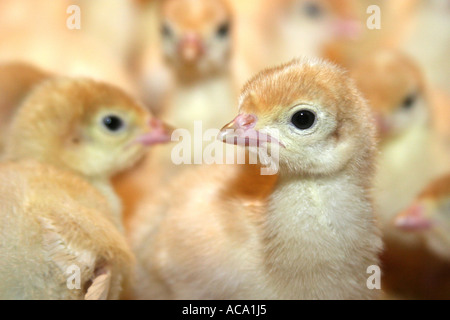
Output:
(237, 114), (257, 129)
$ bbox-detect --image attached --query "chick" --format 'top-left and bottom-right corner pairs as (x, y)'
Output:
(324, 0), (418, 69)
(351, 50), (447, 242)
(0, 63), (49, 150)
(3, 77), (172, 229)
(0, 78), (171, 299)
(147, 0), (237, 132)
(0, 161), (133, 300)
(131, 58), (382, 299)
(395, 174), (450, 261)
(115, 0), (239, 222)
(237, 0), (360, 83)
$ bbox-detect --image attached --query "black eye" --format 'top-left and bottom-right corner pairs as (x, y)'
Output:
(291, 110), (316, 130)
(303, 2), (323, 18)
(402, 94), (416, 110)
(161, 22), (172, 37)
(102, 115), (124, 132)
(217, 22), (230, 38)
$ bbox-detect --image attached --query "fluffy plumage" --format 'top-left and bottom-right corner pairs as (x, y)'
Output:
(131, 58), (382, 299)
(351, 50), (447, 242)
(0, 77), (171, 299)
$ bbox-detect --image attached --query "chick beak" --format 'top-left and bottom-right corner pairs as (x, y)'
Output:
(394, 203), (433, 231)
(135, 118), (173, 146)
(374, 113), (391, 138)
(218, 114), (284, 147)
(333, 18), (361, 40)
(178, 33), (204, 63)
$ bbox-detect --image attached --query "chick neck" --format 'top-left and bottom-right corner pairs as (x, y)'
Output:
(87, 176), (124, 232)
(260, 163), (380, 299)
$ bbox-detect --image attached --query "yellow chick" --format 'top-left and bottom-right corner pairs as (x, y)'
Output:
(0, 77), (171, 299)
(131, 58), (382, 299)
(3, 77), (172, 227)
(0, 63), (49, 150)
(395, 174), (450, 261)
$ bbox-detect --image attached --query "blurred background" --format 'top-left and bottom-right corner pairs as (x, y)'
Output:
(0, 0), (449, 299)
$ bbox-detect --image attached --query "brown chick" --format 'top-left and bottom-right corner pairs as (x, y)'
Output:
(131, 58), (382, 299)
(0, 63), (49, 151)
(0, 77), (171, 299)
(395, 174), (450, 261)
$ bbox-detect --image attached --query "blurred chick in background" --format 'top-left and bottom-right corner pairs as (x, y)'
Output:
(351, 50), (448, 239)
(233, 0), (361, 86)
(130, 58), (382, 299)
(396, 174), (450, 261)
(351, 50), (450, 299)
(0, 77), (171, 299)
(324, 0), (418, 69)
(152, 0), (237, 132)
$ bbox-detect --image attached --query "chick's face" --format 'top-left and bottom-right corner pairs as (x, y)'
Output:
(161, 0), (232, 75)
(220, 59), (375, 176)
(7, 79), (171, 179)
(352, 51), (429, 141)
(265, 0), (360, 55)
(65, 106), (151, 178)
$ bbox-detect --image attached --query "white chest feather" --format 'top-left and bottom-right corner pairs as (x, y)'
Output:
(164, 75), (236, 132)
(263, 175), (380, 299)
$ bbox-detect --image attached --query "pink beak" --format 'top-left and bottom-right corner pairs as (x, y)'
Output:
(333, 19), (362, 40)
(178, 33), (204, 62)
(374, 114), (391, 138)
(394, 203), (432, 231)
(218, 114), (284, 147)
(135, 118), (173, 146)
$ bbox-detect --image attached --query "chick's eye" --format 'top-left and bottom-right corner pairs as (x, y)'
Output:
(161, 22), (172, 37)
(102, 115), (124, 132)
(303, 2), (323, 18)
(291, 110), (316, 130)
(217, 22), (230, 38)
(402, 94), (416, 110)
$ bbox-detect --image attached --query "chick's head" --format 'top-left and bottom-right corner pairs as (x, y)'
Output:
(220, 58), (376, 177)
(5, 78), (171, 179)
(261, 0), (360, 55)
(351, 50), (429, 141)
(160, 0), (232, 76)
(395, 175), (450, 259)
